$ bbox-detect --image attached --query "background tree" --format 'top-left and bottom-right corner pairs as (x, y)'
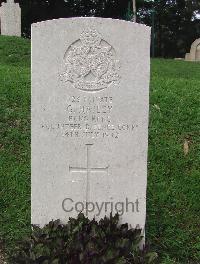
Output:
(133, 0), (136, 21)
(0, 0), (199, 58)
(137, 0), (200, 57)
(17, 0), (129, 37)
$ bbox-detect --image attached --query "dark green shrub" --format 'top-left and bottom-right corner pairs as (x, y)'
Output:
(11, 213), (157, 264)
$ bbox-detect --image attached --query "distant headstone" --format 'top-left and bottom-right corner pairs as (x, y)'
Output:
(185, 38), (200, 62)
(31, 18), (150, 236)
(0, 0), (21, 37)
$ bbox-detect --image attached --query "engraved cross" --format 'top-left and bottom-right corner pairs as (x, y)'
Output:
(69, 144), (109, 203)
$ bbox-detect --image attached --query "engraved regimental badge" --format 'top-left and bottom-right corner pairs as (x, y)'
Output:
(62, 28), (120, 92)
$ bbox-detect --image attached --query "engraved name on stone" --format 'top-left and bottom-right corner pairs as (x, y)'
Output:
(41, 95), (139, 139)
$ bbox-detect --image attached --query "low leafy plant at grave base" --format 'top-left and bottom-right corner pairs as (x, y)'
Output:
(11, 213), (157, 264)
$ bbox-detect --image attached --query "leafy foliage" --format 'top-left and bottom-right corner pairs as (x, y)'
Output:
(11, 213), (157, 264)
(1, 0), (199, 57)
(16, 0), (130, 37)
(137, 0), (200, 57)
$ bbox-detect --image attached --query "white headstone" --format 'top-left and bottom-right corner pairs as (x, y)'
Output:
(185, 38), (200, 62)
(32, 18), (150, 235)
(0, 0), (21, 37)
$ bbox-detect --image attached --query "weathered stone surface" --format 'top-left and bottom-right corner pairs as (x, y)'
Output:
(185, 38), (200, 62)
(0, 0), (21, 37)
(31, 18), (150, 234)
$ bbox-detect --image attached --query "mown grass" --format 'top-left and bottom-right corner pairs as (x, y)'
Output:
(0, 36), (200, 263)
(147, 59), (200, 263)
(0, 36), (31, 249)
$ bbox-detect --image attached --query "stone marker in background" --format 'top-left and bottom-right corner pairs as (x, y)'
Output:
(185, 38), (200, 62)
(0, 0), (21, 37)
(32, 18), (150, 237)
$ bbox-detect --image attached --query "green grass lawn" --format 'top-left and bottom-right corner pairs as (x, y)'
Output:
(0, 36), (200, 263)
